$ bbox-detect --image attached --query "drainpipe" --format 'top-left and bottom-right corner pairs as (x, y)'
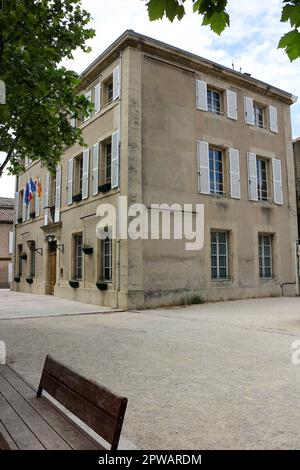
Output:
(115, 51), (122, 307)
(13, 174), (19, 290)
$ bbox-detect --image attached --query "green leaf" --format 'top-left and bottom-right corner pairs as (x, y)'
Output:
(278, 29), (300, 61)
(202, 11), (230, 35)
(147, 0), (167, 20)
(281, 3), (300, 27)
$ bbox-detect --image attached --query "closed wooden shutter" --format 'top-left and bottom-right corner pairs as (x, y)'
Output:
(227, 90), (237, 120)
(111, 131), (119, 189)
(67, 158), (73, 205)
(229, 148), (241, 199)
(44, 173), (50, 225)
(94, 83), (101, 113)
(92, 143), (99, 196)
(269, 106), (278, 133)
(54, 165), (62, 222)
(247, 152), (258, 201)
(196, 80), (207, 111)
(272, 158), (283, 204)
(244, 96), (254, 125)
(113, 65), (120, 100)
(197, 140), (210, 194)
(82, 149), (90, 200)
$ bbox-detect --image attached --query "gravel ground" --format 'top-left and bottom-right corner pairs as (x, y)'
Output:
(1, 294), (300, 449)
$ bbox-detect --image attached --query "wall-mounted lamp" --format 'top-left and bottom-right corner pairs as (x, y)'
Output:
(45, 235), (64, 253)
(26, 240), (43, 255)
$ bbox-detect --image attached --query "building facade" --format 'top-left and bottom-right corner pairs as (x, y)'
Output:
(13, 31), (298, 308)
(293, 138), (300, 238)
(0, 198), (14, 289)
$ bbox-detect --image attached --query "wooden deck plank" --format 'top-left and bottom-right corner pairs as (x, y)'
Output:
(0, 393), (44, 450)
(0, 366), (102, 450)
(0, 374), (71, 450)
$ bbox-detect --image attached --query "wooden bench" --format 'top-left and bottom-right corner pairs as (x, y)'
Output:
(0, 355), (128, 450)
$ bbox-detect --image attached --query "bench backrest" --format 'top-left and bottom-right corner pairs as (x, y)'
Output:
(37, 355), (127, 450)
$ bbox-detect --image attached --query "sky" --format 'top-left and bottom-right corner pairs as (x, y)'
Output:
(1, 0), (300, 198)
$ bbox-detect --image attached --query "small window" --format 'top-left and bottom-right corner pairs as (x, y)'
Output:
(73, 233), (83, 280)
(103, 235), (112, 282)
(207, 89), (221, 114)
(30, 242), (36, 278)
(209, 148), (224, 195)
(103, 76), (113, 106)
(259, 234), (273, 278)
(211, 231), (230, 280)
(256, 158), (268, 201)
(254, 104), (264, 128)
(18, 244), (23, 277)
(74, 155), (83, 196)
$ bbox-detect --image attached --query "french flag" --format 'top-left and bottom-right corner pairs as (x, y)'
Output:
(28, 177), (36, 202)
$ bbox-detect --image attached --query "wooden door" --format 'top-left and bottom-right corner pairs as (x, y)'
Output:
(49, 243), (57, 295)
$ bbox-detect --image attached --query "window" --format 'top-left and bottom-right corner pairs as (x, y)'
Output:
(209, 148), (224, 195)
(103, 76), (113, 106)
(18, 244), (23, 276)
(207, 89), (221, 114)
(30, 242), (36, 278)
(103, 235), (112, 282)
(259, 234), (273, 278)
(256, 158), (268, 201)
(211, 231), (230, 280)
(74, 233), (83, 280)
(74, 155), (83, 196)
(254, 104), (264, 128)
(105, 142), (112, 184)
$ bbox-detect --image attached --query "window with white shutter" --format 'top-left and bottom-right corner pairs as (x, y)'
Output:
(269, 106), (278, 133)
(54, 165), (62, 222)
(84, 90), (92, 121)
(111, 131), (119, 189)
(229, 148), (241, 199)
(226, 90), (237, 120)
(92, 143), (99, 196)
(247, 152), (258, 201)
(82, 149), (90, 200)
(196, 80), (208, 111)
(197, 141), (210, 194)
(35, 190), (40, 218)
(67, 158), (73, 205)
(94, 83), (101, 113)
(272, 158), (283, 204)
(244, 96), (254, 125)
(22, 189), (27, 222)
(113, 65), (120, 101)
(44, 173), (50, 225)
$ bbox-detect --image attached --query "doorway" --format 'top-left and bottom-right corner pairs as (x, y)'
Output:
(48, 242), (57, 295)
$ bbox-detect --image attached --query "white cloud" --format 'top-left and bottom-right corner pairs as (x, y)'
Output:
(1, 0), (300, 196)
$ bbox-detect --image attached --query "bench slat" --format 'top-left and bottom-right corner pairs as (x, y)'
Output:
(0, 393), (44, 450)
(0, 374), (71, 450)
(0, 422), (18, 450)
(0, 366), (101, 450)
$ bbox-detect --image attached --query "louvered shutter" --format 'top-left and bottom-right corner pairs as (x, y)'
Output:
(196, 80), (207, 111)
(82, 149), (90, 200)
(244, 96), (254, 125)
(111, 131), (119, 189)
(94, 83), (101, 113)
(227, 90), (237, 120)
(8, 231), (13, 254)
(197, 141), (210, 194)
(272, 158), (283, 204)
(67, 158), (73, 205)
(54, 165), (62, 222)
(92, 143), (99, 196)
(113, 65), (120, 100)
(22, 190), (26, 222)
(269, 106), (278, 133)
(247, 152), (258, 201)
(84, 90), (92, 121)
(44, 173), (50, 225)
(229, 148), (241, 199)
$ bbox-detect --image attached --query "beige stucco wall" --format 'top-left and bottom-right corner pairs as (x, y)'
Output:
(13, 35), (298, 309)
(140, 52), (298, 306)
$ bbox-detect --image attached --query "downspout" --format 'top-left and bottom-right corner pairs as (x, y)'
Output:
(13, 174), (18, 290)
(116, 50), (122, 307)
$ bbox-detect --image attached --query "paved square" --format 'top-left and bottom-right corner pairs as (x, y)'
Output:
(1, 293), (300, 449)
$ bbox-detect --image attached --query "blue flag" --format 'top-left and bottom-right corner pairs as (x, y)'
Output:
(24, 182), (30, 206)
(29, 177), (36, 195)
